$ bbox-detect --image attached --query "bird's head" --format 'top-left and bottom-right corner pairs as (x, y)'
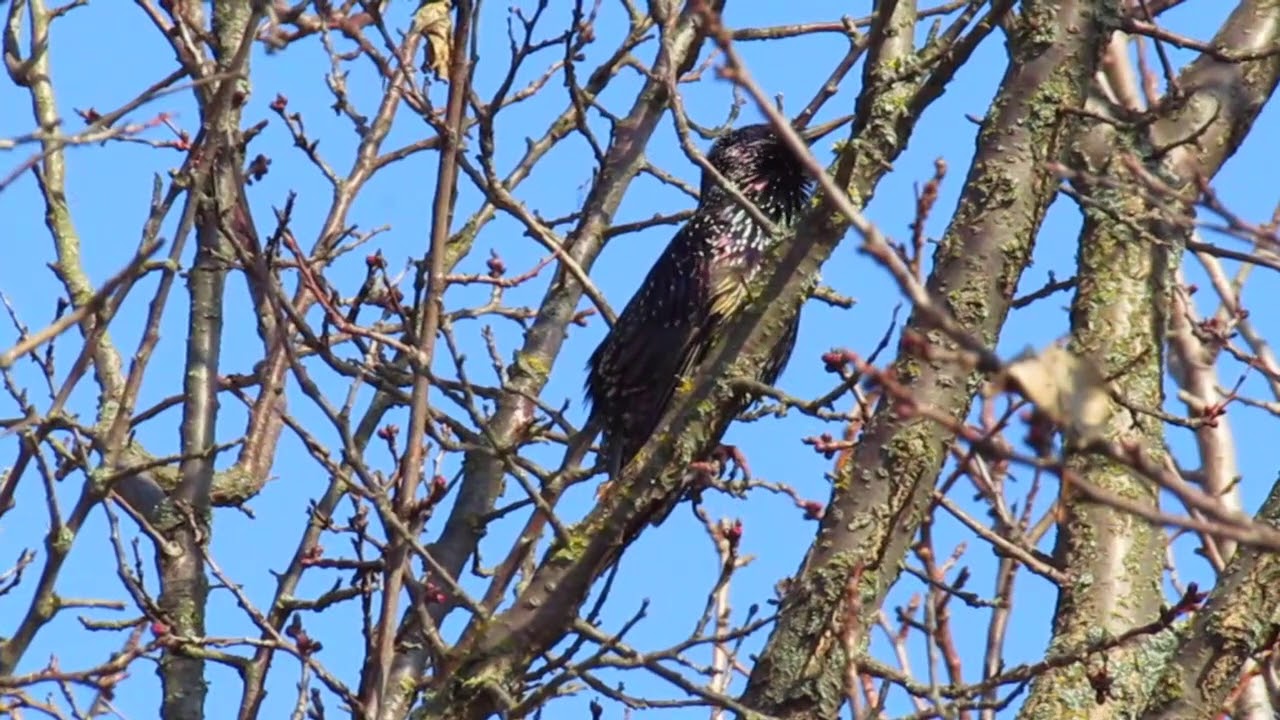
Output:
(699, 120), (841, 215)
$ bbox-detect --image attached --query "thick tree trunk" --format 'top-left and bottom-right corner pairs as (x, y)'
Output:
(740, 2), (1116, 716)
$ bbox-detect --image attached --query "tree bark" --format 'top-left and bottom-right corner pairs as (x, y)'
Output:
(740, 2), (1117, 716)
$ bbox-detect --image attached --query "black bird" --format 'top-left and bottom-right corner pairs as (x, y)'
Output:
(585, 122), (829, 523)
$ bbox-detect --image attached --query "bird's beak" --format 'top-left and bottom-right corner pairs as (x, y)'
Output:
(798, 114), (852, 145)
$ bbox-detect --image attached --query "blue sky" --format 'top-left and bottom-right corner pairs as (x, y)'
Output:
(1, 2), (1276, 718)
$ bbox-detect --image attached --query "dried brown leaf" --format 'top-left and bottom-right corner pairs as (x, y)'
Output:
(415, 1), (453, 81)
(1000, 344), (1110, 442)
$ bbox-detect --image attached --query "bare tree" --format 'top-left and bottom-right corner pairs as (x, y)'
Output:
(3, 1), (1280, 719)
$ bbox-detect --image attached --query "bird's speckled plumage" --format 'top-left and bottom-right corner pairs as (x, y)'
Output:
(585, 124), (814, 520)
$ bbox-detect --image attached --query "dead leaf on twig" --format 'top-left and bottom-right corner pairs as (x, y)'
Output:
(414, 1), (453, 80)
(997, 344), (1111, 443)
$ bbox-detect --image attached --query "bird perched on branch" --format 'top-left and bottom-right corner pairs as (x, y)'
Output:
(585, 120), (835, 524)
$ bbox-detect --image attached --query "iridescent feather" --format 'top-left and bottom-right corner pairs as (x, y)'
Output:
(584, 124), (814, 522)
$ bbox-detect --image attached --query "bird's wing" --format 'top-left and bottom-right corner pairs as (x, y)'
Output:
(703, 210), (767, 324)
(588, 222), (716, 463)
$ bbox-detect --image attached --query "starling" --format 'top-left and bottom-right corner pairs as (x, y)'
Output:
(584, 122), (820, 522)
